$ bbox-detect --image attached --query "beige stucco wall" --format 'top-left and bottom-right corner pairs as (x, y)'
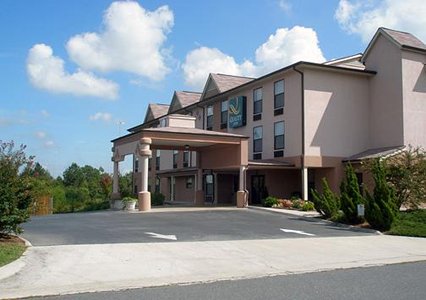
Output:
(174, 176), (194, 202)
(364, 35), (404, 148)
(304, 68), (370, 158)
(225, 71), (301, 160)
(402, 50), (426, 148)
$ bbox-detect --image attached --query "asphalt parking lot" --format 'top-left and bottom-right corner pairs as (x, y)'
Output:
(22, 208), (377, 246)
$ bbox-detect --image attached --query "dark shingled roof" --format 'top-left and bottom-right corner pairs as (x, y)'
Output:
(343, 145), (406, 162)
(149, 103), (170, 119)
(175, 91), (201, 108)
(381, 28), (426, 51)
(211, 73), (254, 93)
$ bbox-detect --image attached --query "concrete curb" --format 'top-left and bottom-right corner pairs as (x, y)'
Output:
(0, 236), (31, 281)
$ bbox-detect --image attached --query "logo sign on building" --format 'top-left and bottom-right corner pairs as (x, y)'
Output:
(228, 96), (247, 128)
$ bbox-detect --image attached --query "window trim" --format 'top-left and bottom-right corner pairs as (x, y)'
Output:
(206, 105), (213, 130)
(173, 150), (178, 169)
(253, 87), (263, 116)
(220, 100), (228, 128)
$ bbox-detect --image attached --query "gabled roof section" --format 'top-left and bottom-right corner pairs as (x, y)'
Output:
(143, 103), (170, 123)
(168, 91), (201, 113)
(362, 28), (426, 62)
(323, 53), (365, 70)
(201, 73), (254, 100)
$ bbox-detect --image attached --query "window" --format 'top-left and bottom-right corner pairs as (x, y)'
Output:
(206, 105), (213, 130)
(160, 118), (167, 127)
(183, 151), (190, 168)
(221, 100), (228, 129)
(148, 157), (152, 171)
(173, 150), (178, 168)
(274, 121), (284, 157)
(274, 121), (284, 150)
(253, 126), (263, 154)
(155, 150), (160, 170)
(253, 88), (262, 119)
(186, 177), (193, 189)
(274, 80), (284, 115)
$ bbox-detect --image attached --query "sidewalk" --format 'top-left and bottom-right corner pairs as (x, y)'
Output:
(0, 235), (425, 299)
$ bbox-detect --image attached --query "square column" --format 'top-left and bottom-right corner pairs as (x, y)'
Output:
(236, 165), (248, 208)
(302, 167), (308, 201)
(111, 150), (124, 200)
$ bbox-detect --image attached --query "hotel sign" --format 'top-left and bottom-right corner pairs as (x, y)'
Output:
(228, 96), (247, 128)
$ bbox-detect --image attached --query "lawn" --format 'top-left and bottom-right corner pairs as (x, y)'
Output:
(387, 209), (426, 238)
(0, 236), (26, 267)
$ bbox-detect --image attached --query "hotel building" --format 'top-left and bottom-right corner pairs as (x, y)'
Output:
(111, 28), (426, 210)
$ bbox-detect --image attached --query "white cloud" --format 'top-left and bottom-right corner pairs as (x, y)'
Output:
(35, 131), (47, 139)
(182, 47), (256, 89)
(182, 26), (325, 89)
(44, 140), (55, 148)
(66, 1), (174, 81)
(40, 110), (50, 117)
(89, 112), (113, 122)
(27, 44), (119, 99)
(278, 0), (292, 14)
(335, 0), (426, 43)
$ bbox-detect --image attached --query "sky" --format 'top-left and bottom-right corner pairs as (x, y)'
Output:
(1, 0), (425, 177)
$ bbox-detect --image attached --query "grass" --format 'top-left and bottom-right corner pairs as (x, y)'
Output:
(387, 209), (426, 238)
(0, 236), (26, 267)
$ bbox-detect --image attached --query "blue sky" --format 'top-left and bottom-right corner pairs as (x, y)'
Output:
(1, 0), (425, 177)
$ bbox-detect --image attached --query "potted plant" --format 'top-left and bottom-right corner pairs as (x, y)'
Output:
(122, 197), (137, 211)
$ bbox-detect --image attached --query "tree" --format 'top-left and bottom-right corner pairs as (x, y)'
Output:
(0, 141), (34, 235)
(100, 173), (112, 200)
(365, 159), (397, 231)
(119, 172), (133, 198)
(63, 163), (85, 187)
(311, 178), (340, 219)
(340, 164), (365, 223)
(384, 147), (426, 209)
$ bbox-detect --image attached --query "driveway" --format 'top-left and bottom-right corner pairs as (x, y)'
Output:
(1, 207), (425, 299)
(22, 207), (376, 246)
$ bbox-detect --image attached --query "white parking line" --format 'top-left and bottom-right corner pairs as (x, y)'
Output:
(144, 232), (177, 240)
(280, 228), (316, 236)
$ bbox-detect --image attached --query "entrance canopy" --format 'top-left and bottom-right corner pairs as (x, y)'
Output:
(112, 127), (249, 169)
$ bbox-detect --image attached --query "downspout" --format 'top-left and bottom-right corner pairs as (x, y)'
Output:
(293, 65), (307, 199)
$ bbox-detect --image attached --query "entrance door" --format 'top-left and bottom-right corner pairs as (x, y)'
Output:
(251, 175), (265, 205)
(204, 174), (214, 204)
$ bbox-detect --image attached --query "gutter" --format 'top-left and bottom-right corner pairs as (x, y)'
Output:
(292, 66), (305, 169)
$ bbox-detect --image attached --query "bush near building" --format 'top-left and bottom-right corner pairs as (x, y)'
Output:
(365, 159), (398, 231)
(388, 209), (426, 237)
(311, 178), (340, 219)
(340, 164), (366, 224)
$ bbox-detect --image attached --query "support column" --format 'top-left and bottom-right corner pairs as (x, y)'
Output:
(111, 149), (124, 201)
(138, 138), (152, 211)
(195, 168), (204, 206)
(302, 167), (308, 201)
(170, 176), (175, 201)
(236, 165), (248, 208)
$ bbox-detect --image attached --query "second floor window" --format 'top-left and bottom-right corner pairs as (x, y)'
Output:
(274, 80), (284, 112)
(253, 126), (263, 153)
(274, 121), (284, 150)
(253, 88), (262, 116)
(206, 105), (213, 130)
(221, 100), (228, 128)
(173, 150), (178, 168)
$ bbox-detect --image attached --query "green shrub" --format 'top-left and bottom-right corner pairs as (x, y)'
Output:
(151, 192), (165, 206)
(340, 164), (365, 224)
(262, 196), (278, 207)
(0, 141), (34, 235)
(291, 199), (303, 209)
(365, 159), (397, 231)
(311, 178), (340, 219)
(301, 201), (315, 211)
